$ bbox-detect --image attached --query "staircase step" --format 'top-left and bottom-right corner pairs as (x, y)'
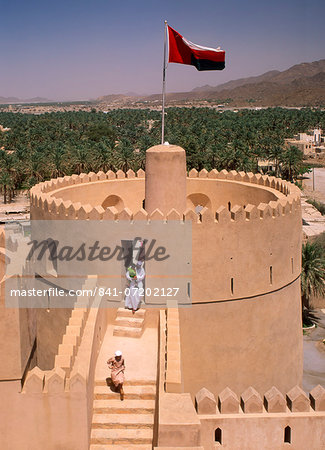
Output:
(90, 427), (152, 445)
(92, 413), (154, 429)
(113, 326), (142, 337)
(94, 385), (155, 400)
(90, 444), (152, 450)
(93, 399), (155, 414)
(115, 317), (144, 328)
(95, 379), (156, 387)
(117, 308), (145, 318)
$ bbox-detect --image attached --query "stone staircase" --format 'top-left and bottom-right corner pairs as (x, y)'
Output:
(113, 308), (146, 338)
(90, 379), (156, 449)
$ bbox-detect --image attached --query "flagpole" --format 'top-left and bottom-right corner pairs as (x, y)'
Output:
(161, 20), (168, 145)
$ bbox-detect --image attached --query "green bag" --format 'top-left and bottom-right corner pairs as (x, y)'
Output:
(128, 267), (136, 278)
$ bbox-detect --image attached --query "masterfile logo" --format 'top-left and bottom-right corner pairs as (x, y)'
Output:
(5, 220), (192, 309)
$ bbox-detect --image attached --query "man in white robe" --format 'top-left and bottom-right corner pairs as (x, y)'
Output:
(125, 261), (145, 313)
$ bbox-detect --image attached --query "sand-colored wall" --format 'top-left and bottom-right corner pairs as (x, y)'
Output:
(36, 308), (72, 369)
(0, 296), (109, 450)
(0, 379), (88, 450)
(187, 177), (282, 211)
(145, 144), (187, 215)
(157, 313), (323, 450)
(30, 170), (286, 221)
(29, 171), (301, 305)
(0, 230), (37, 380)
(157, 388), (325, 450)
(0, 279), (36, 380)
(29, 169), (303, 399)
(30, 172), (145, 220)
(0, 303), (22, 379)
(198, 414), (325, 450)
(50, 178), (145, 211)
(179, 279), (303, 399)
(190, 197), (301, 302)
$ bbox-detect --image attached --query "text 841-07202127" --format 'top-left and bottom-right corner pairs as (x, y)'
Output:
(98, 287), (179, 297)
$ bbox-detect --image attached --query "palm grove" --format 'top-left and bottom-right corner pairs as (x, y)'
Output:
(1, 106), (325, 199)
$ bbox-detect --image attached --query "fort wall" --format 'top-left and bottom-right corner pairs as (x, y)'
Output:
(0, 285), (107, 450)
(30, 168), (301, 303)
(157, 383), (325, 450)
(29, 168), (302, 396)
(157, 308), (324, 450)
(187, 175), (283, 212)
(179, 280), (303, 398)
(0, 278), (36, 380)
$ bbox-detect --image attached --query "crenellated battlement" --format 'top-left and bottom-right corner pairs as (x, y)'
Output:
(188, 167), (294, 197)
(34, 167), (297, 197)
(158, 382), (325, 449)
(22, 365), (86, 395)
(30, 199), (300, 223)
(30, 168), (300, 225)
(26, 167), (304, 306)
(35, 168), (145, 195)
(195, 384), (325, 415)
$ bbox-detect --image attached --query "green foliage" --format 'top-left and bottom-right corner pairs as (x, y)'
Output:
(301, 240), (325, 311)
(0, 106), (325, 198)
(279, 145), (304, 181)
(302, 309), (318, 328)
(306, 199), (325, 215)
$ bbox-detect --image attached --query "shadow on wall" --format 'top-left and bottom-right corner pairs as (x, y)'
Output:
(102, 195), (124, 212)
(187, 193), (211, 212)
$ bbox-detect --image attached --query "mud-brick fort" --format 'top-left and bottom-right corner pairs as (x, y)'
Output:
(0, 144), (325, 449)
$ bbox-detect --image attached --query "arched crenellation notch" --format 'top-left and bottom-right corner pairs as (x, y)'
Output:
(186, 193), (212, 212)
(101, 194), (124, 212)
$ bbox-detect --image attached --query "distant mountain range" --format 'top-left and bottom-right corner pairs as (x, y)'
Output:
(2, 59), (324, 108)
(0, 96), (51, 104)
(98, 59), (325, 107)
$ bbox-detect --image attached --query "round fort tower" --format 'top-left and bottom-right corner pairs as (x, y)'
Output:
(30, 143), (303, 398)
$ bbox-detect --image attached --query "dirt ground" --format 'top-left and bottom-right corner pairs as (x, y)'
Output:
(302, 168), (325, 203)
(0, 191), (29, 212)
(0, 191), (30, 222)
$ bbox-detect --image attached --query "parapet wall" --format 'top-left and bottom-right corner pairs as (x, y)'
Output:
(30, 168), (301, 302)
(196, 384), (325, 450)
(157, 383), (325, 450)
(30, 169), (145, 219)
(30, 168), (296, 222)
(195, 384), (325, 414)
(30, 168), (303, 400)
(0, 283), (107, 450)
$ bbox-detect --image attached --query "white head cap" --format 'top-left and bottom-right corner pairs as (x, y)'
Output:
(115, 350), (122, 357)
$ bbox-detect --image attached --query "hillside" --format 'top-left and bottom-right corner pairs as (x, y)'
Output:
(97, 59), (325, 108)
(0, 96), (51, 105)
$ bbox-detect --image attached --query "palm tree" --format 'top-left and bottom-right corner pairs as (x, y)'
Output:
(0, 172), (13, 204)
(93, 141), (115, 172)
(114, 139), (135, 172)
(301, 241), (325, 325)
(69, 145), (91, 174)
(268, 144), (284, 177)
(50, 145), (66, 178)
(280, 145), (304, 182)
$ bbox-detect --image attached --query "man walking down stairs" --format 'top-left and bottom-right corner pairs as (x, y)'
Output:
(90, 308), (158, 449)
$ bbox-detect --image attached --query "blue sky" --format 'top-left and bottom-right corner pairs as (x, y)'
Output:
(0, 0), (324, 100)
